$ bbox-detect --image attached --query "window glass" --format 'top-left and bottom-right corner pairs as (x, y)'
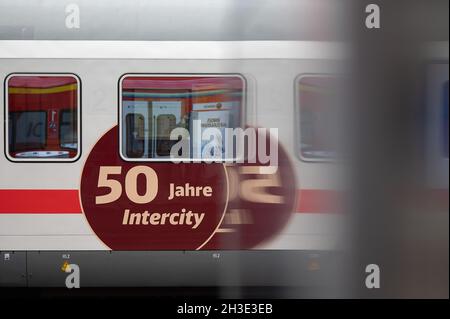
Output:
(6, 74), (80, 161)
(120, 75), (244, 161)
(125, 113), (145, 158)
(60, 109), (78, 149)
(9, 111), (46, 152)
(442, 81), (449, 158)
(298, 75), (340, 161)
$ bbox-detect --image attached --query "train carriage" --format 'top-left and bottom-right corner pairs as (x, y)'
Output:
(0, 1), (447, 290)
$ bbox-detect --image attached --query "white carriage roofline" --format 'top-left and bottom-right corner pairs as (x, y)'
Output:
(0, 41), (349, 60)
(0, 41), (446, 60)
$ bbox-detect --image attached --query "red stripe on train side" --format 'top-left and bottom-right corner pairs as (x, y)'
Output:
(1, 189), (447, 214)
(0, 189), (340, 214)
(0, 189), (81, 214)
(296, 189), (341, 213)
(5, 189), (449, 214)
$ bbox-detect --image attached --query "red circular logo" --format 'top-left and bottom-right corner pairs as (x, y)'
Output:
(80, 126), (296, 250)
(80, 126), (228, 250)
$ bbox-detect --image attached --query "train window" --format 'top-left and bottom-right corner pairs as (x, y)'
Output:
(119, 74), (245, 161)
(296, 75), (340, 161)
(442, 81), (449, 158)
(5, 74), (81, 161)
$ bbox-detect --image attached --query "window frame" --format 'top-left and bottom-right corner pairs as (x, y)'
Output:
(118, 73), (247, 162)
(295, 73), (339, 163)
(4, 73), (82, 163)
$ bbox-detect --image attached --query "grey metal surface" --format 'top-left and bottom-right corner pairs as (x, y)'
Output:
(0, 251), (342, 289)
(0, 251), (27, 287)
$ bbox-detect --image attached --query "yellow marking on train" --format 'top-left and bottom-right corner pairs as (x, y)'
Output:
(9, 83), (77, 94)
(61, 261), (70, 272)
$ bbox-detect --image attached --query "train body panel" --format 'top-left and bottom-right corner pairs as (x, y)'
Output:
(0, 41), (447, 252)
(0, 42), (345, 251)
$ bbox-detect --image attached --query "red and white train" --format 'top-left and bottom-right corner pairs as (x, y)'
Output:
(0, 40), (447, 287)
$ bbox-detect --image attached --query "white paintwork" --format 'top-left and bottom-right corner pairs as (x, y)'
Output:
(2, 40), (445, 250)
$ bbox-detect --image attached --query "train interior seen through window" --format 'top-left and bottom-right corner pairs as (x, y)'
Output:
(6, 75), (79, 160)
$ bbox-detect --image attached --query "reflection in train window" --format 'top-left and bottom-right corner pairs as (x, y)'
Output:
(5, 74), (81, 161)
(125, 113), (145, 158)
(297, 75), (340, 161)
(9, 111), (47, 152)
(120, 75), (245, 161)
(60, 109), (78, 150)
